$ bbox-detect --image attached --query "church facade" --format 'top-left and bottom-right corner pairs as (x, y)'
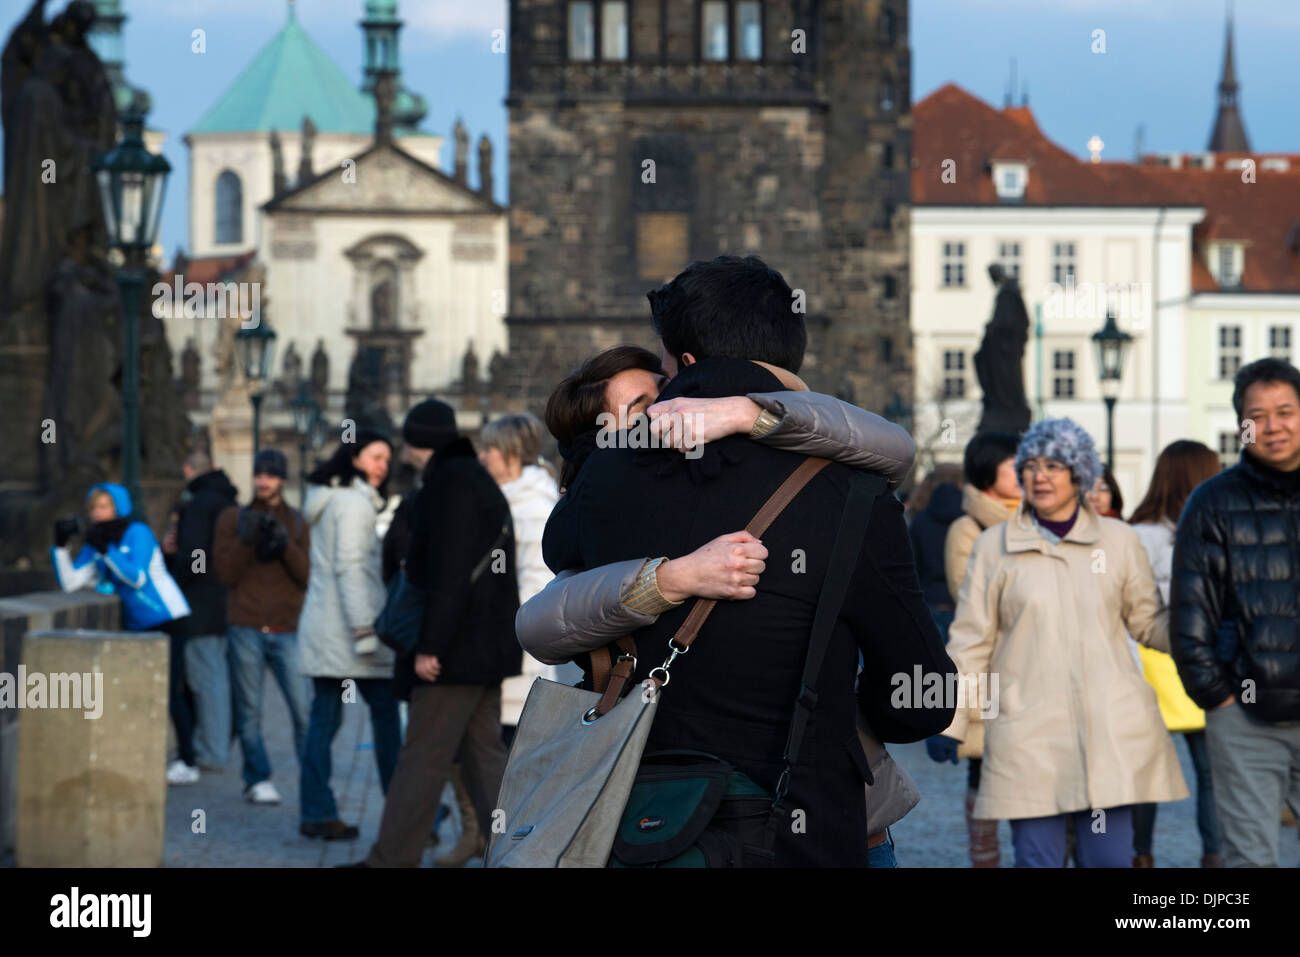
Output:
(161, 1), (506, 468)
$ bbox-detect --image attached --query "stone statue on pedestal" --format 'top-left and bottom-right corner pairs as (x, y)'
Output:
(974, 263), (1033, 435)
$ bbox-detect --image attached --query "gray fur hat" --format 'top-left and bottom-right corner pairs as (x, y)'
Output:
(1014, 417), (1104, 500)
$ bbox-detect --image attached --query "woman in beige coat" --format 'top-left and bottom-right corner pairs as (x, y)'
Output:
(932, 418), (1188, 867)
(937, 430), (1021, 867)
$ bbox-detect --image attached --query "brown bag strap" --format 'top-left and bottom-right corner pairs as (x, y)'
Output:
(666, 456), (830, 652)
(590, 636), (637, 694)
(592, 456), (830, 716)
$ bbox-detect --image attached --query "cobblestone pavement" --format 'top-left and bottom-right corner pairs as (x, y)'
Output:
(163, 683), (468, 868)
(162, 680), (1298, 867)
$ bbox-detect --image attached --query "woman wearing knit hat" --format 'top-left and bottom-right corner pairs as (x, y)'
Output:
(927, 417), (1188, 867)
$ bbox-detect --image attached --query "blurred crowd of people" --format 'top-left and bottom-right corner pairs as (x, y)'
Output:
(47, 251), (1300, 868)
(905, 357), (1300, 868)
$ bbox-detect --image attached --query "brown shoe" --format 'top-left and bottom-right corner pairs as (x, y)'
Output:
(435, 766), (485, 867)
(300, 820), (360, 841)
(1201, 853), (1223, 868)
(1132, 854), (1154, 868)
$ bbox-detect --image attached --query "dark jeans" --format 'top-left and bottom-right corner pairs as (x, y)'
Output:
(1134, 730), (1221, 857)
(165, 621), (196, 767)
(228, 626), (311, 789)
(1011, 806), (1135, 868)
(299, 676), (401, 825)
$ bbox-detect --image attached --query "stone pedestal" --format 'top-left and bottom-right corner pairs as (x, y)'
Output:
(16, 628), (168, 868)
(0, 591), (120, 856)
(209, 381), (255, 496)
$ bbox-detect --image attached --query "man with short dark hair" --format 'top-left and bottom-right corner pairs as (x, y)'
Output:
(1172, 356), (1300, 867)
(163, 448), (239, 774)
(543, 255), (956, 867)
(213, 449), (312, 805)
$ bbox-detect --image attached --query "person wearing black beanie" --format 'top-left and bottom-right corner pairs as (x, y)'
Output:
(402, 398), (458, 453)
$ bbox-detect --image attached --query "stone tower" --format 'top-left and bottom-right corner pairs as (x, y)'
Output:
(504, 0), (911, 412)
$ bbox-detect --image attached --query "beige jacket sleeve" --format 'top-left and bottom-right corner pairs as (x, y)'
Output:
(940, 535), (1002, 742)
(943, 516), (978, 607)
(1120, 530), (1171, 654)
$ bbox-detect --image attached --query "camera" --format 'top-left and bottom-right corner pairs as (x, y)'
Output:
(54, 514), (84, 546)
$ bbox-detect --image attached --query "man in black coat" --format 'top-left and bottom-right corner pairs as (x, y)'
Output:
(542, 256), (956, 867)
(1171, 357), (1300, 867)
(362, 399), (521, 867)
(163, 448), (239, 771)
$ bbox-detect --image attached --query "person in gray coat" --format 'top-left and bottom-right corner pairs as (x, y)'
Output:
(517, 384), (922, 865)
(297, 431), (400, 841)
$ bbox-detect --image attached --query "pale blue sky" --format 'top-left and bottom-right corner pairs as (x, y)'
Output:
(2, 0), (1295, 259)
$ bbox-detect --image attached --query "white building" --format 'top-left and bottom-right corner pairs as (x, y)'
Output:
(911, 80), (1300, 507)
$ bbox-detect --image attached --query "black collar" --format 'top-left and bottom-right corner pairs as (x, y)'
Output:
(1240, 450), (1300, 497)
(424, 435), (476, 476)
(656, 357), (786, 402)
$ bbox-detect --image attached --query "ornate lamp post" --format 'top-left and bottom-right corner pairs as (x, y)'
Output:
(235, 322), (277, 457)
(1091, 309), (1133, 471)
(92, 102), (171, 510)
(290, 381), (320, 503)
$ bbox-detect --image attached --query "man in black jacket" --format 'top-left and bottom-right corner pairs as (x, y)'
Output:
(542, 256), (956, 867)
(1171, 357), (1300, 867)
(362, 400), (521, 867)
(163, 449), (239, 773)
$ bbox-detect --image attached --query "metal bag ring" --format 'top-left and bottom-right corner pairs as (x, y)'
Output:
(648, 667), (670, 687)
(581, 706), (602, 725)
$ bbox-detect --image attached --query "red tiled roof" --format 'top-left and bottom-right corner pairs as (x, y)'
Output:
(161, 250), (256, 286)
(913, 84), (1300, 293)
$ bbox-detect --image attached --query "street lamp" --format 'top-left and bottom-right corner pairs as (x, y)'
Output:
(235, 321), (277, 457)
(290, 381), (320, 504)
(1091, 308), (1133, 471)
(93, 100), (171, 510)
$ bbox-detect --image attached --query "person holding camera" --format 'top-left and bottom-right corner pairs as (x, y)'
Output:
(213, 449), (312, 805)
(52, 483), (193, 781)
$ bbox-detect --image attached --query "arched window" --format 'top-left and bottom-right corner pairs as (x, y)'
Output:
(215, 170), (243, 245)
(370, 261), (398, 329)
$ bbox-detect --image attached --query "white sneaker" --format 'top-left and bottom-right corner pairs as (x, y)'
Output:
(245, 781), (282, 805)
(166, 760), (200, 785)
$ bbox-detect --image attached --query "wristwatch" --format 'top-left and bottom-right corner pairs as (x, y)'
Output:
(749, 407), (782, 439)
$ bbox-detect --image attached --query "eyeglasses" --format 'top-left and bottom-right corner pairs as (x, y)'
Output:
(1021, 460), (1069, 478)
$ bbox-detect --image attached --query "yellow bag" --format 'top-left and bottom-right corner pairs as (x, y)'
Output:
(1138, 646), (1205, 732)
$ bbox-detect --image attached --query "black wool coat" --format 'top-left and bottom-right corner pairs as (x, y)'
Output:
(543, 358), (956, 867)
(169, 469), (239, 637)
(1171, 451), (1300, 723)
(394, 437), (522, 698)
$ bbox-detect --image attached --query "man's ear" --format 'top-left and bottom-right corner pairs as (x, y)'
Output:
(681, 352), (697, 367)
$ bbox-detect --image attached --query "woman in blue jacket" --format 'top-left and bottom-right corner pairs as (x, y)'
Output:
(53, 483), (195, 782)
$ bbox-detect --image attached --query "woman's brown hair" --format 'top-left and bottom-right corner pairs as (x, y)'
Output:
(544, 345), (664, 491)
(1128, 440), (1221, 527)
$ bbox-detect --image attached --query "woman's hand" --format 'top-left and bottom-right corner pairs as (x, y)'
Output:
(646, 396), (763, 454)
(656, 531), (768, 602)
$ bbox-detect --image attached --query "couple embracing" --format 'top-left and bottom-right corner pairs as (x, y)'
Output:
(517, 255), (957, 867)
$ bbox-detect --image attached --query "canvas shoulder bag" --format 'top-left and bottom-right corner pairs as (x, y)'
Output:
(485, 456), (831, 868)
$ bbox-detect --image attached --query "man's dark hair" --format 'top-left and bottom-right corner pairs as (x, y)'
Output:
(648, 255), (806, 372)
(962, 431), (1021, 491)
(1232, 357), (1300, 419)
